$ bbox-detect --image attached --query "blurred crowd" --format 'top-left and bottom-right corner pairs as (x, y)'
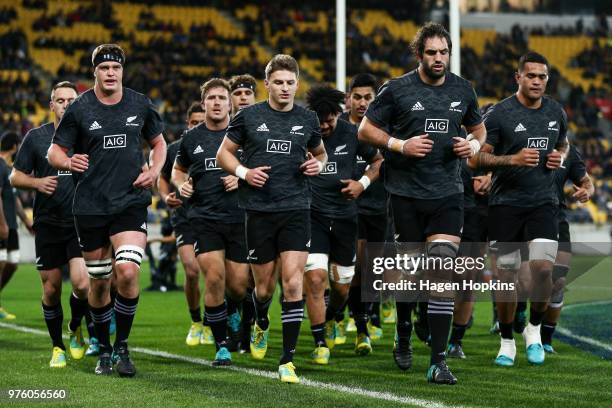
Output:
(1, 0), (610, 222)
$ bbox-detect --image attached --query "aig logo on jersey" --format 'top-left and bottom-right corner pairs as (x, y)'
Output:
(527, 137), (549, 150)
(205, 158), (221, 171)
(425, 118), (449, 133)
(103, 134), (127, 149)
(321, 161), (337, 175)
(267, 139), (291, 154)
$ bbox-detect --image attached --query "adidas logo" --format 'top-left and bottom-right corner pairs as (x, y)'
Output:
(257, 123), (269, 132)
(514, 123), (527, 132)
(411, 101), (425, 111)
(89, 121), (102, 130)
(193, 145), (204, 154)
(141, 222), (147, 230)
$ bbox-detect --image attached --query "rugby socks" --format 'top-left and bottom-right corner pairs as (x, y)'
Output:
(311, 323), (326, 347)
(90, 302), (112, 352)
(323, 288), (330, 308)
(500, 322), (514, 339)
(190, 306), (202, 323)
(541, 321), (557, 345)
(280, 300), (304, 364)
(205, 303), (228, 350)
(529, 307), (545, 326)
(68, 292), (89, 332)
(113, 294), (139, 346)
(369, 301), (381, 327)
(85, 307), (96, 339)
(226, 296), (240, 316)
(516, 301), (527, 315)
(395, 301), (415, 338)
(42, 302), (64, 350)
(428, 299), (455, 365)
(449, 322), (468, 345)
(348, 285), (368, 335)
(241, 287), (255, 326)
(253, 290), (272, 331)
(335, 302), (346, 323)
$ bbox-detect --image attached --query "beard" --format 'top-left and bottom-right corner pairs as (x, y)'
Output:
(422, 61), (447, 80)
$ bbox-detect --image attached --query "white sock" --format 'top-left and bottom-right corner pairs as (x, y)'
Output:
(522, 322), (542, 347)
(497, 338), (516, 360)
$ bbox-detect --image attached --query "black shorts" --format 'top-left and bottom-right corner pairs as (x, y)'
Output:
(460, 208), (488, 258)
(193, 219), (247, 263)
(74, 206), (148, 252)
(0, 228), (19, 263)
(174, 220), (196, 248)
(245, 210), (310, 264)
(357, 213), (387, 242)
(390, 193), (463, 242)
(488, 204), (558, 255)
(34, 223), (81, 271)
(311, 212), (357, 266)
(558, 218), (571, 253)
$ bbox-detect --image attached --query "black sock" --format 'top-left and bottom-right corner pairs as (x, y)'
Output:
(253, 291), (272, 331)
(226, 296), (240, 316)
(190, 307), (202, 323)
(348, 285), (368, 335)
(203, 314), (209, 326)
(516, 301), (527, 314)
(395, 301), (415, 338)
(241, 288), (255, 340)
(113, 294), (139, 347)
(418, 301), (428, 325)
(42, 302), (64, 350)
(428, 299), (454, 365)
(325, 302), (339, 323)
(529, 307), (545, 326)
(335, 301), (346, 322)
(541, 321), (557, 345)
(205, 303), (228, 350)
(323, 288), (330, 308)
(492, 300), (498, 322)
(90, 302), (112, 352)
(449, 322), (467, 345)
(110, 287), (117, 307)
(69, 293), (88, 332)
(311, 323), (326, 347)
(369, 301), (381, 327)
(85, 306), (96, 339)
(500, 322), (514, 339)
(280, 300), (304, 364)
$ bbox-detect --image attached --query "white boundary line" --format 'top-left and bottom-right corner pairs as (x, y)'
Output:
(556, 301), (612, 353)
(0, 322), (458, 408)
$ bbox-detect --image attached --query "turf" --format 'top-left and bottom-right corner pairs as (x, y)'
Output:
(0, 260), (611, 408)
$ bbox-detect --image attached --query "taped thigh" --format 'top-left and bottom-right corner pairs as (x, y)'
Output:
(305, 253), (328, 272)
(115, 245), (145, 268)
(86, 258), (113, 279)
(529, 238), (558, 263)
(329, 263), (355, 284)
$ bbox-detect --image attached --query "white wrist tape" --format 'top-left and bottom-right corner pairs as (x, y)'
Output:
(235, 165), (248, 180)
(468, 138), (481, 156)
(387, 137), (406, 153)
(358, 175), (371, 190)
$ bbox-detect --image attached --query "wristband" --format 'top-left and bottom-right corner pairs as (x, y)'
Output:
(387, 137), (406, 153)
(468, 138), (481, 156)
(358, 175), (371, 190)
(235, 165), (248, 180)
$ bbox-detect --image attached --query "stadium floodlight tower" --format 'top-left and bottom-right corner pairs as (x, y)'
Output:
(450, 0), (461, 75)
(336, 0), (346, 92)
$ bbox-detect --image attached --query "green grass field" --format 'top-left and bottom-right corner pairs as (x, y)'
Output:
(1, 259), (611, 408)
